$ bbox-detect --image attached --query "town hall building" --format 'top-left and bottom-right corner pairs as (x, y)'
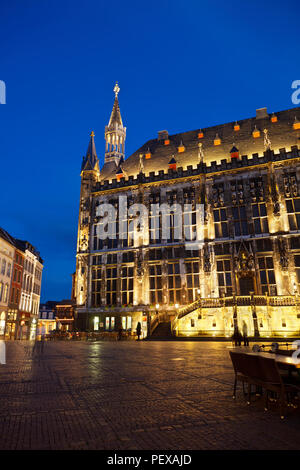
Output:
(74, 83), (300, 338)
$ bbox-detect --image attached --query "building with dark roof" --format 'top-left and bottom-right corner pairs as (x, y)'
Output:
(74, 84), (300, 338)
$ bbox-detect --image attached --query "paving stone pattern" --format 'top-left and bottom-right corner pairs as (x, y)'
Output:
(1, 340), (300, 450)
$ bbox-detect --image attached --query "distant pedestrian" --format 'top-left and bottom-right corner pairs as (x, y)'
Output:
(242, 321), (249, 346)
(233, 326), (242, 346)
(118, 327), (123, 341)
(136, 322), (141, 341)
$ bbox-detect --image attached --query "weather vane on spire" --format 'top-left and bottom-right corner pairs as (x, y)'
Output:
(114, 82), (120, 98)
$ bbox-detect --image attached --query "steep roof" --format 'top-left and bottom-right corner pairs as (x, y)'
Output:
(99, 106), (300, 182)
(81, 131), (99, 172)
(108, 96), (123, 128)
(0, 227), (15, 246)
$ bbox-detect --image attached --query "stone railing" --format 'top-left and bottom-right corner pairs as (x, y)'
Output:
(175, 294), (300, 323)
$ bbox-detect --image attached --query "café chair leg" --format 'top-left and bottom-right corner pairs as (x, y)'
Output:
(233, 377), (237, 399)
(247, 383), (251, 405)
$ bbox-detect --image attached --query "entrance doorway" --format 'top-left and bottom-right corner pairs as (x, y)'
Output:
(239, 276), (254, 295)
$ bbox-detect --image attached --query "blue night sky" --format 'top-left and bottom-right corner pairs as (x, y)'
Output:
(0, 0), (299, 302)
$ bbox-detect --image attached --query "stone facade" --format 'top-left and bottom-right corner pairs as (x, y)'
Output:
(75, 86), (300, 337)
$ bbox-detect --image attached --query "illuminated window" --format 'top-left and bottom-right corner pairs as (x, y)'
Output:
(92, 267), (102, 307)
(258, 256), (277, 295)
(168, 262), (181, 304)
(294, 255), (300, 287)
(214, 134), (221, 145)
(293, 117), (300, 130)
(252, 126), (260, 138)
(7, 263), (11, 277)
(232, 206), (248, 236)
(213, 208), (228, 238)
(120, 266), (133, 305)
(185, 261), (200, 302)
(122, 316), (132, 330)
(216, 260), (232, 297)
(149, 264), (163, 305)
(1, 259), (6, 275)
(94, 316), (99, 331)
(149, 193), (162, 244)
(165, 191), (181, 242)
(106, 266), (117, 305)
(286, 198), (300, 231)
(183, 189), (197, 243)
(252, 203), (269, 234)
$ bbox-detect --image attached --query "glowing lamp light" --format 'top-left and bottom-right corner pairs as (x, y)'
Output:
(234, 122), (240, 131)
(175, 303), (179, 309)
(155, 304), (160, 309)
(198, 130), (204, 139)
(164, 139), (170, 145)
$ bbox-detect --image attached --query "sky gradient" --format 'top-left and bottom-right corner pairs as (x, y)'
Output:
(0, 0), (299, 302)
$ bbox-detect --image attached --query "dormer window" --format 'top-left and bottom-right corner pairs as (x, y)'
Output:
(168, 157), (177, 170)
(177, 140), (185, 153)
(271, 113), (278, 123)
(214, 134), (221, 146)
(293, 117), (300, 130)
(230, 145), (239, 159)
(252, 126), (260, 138)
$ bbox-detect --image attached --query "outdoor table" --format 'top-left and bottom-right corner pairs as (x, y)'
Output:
(230, 349), (300, 377)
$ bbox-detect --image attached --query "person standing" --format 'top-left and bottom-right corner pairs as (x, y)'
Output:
(242, 321), (249, 346)
(136, 322), (141, 341)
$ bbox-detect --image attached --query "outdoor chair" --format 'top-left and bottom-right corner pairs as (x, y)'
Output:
(229, 352), (264, 403)
(257, 356), (299, 419)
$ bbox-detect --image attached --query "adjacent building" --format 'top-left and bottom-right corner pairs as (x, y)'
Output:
(75, 84), (300, 338)
(38, 301), (58, 337)
(0, 228), (43, 339)
(0, 229), (15, 338)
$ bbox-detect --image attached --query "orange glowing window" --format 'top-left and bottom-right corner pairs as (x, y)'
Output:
(293, 119), (300, 130)
(234, 123), (240, 131)
(178, 145), (185, 153)
(214, 135), (221, 146)
(252, 127), (260, 138)
(164, 139), (170, 145)
(145, 152), (151, 159)
(198, 131), (204, 139)
(271, 115), (278, 123)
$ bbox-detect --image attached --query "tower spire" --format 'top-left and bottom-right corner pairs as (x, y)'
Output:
(81, 131), (100, 173)
(105, 82), (126, 165)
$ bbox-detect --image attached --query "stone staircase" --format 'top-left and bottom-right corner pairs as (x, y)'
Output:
(149, 321), (173, 339)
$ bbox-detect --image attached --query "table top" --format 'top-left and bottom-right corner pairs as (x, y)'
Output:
(230, 349), (300, 368)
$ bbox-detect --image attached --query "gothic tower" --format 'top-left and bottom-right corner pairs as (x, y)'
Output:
(104, 82), (126, 166)
(75, 131), (100, 309)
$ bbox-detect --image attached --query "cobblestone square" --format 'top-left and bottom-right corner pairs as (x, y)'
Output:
(1, 340), (300, 450)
